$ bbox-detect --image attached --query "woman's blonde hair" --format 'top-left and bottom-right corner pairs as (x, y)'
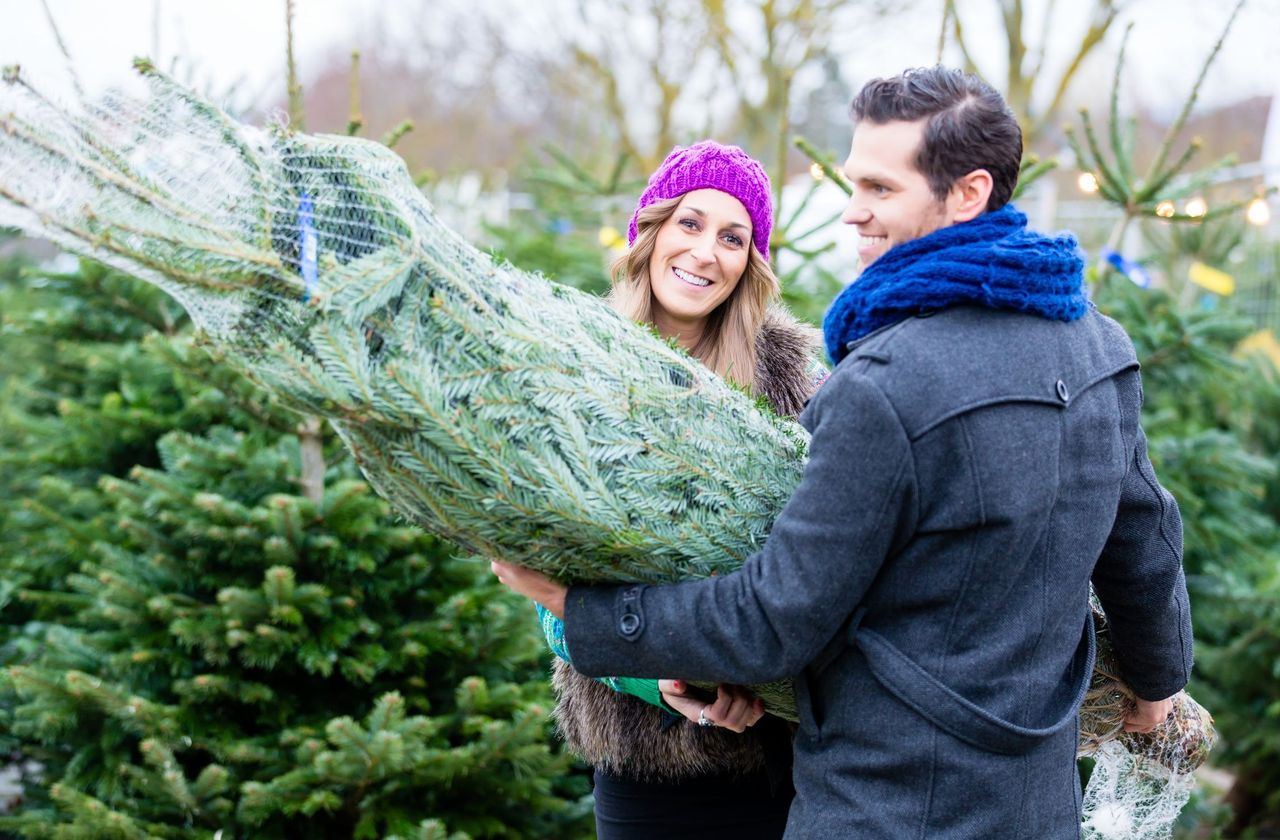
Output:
(608, 195), (780, 391)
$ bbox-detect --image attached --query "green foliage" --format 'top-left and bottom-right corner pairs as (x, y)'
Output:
(1094, 276), (1280, 830)
(1058, 15), (1280, 820)
(0, 260), (592, 838)
(1065, 4), (1274, 267)
(484, 145), (641, 297)
(484, 219), (613, 298)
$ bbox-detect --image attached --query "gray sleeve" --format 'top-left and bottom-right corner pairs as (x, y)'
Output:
(563, 369), (915, 685)
(1091, 421), (1194, 701)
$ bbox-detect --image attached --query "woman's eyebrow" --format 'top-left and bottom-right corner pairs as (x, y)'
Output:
(682, 206), (749, 231)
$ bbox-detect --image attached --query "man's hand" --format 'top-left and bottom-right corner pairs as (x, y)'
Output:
(1123, 695), (1174, 733)
(659, 680), (765, 733)
(490, 560), (568, 619)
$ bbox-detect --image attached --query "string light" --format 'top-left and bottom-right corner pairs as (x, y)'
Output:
(1155, 201), (1176, 218)
(1246, 197), (1271, 226)
(810, 162), (825, 181)
(1184, 197), (1207, 218)
(1077, 172), (1099, 194)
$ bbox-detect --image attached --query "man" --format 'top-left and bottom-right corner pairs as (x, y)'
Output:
(495, 66), (1191, 839)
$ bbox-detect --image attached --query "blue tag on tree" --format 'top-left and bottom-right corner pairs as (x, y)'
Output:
(1100, 247), (1151, 288)
(298, 193), (318, 301)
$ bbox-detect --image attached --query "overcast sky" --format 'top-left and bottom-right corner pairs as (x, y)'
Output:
(2, 0), (1278, 118)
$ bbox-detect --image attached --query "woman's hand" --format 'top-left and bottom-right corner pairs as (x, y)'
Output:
(659, 680), (765, 733)
(490, 560), (568, 619)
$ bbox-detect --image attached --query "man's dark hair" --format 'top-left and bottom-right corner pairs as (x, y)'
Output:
(849, 66), (1022, 212)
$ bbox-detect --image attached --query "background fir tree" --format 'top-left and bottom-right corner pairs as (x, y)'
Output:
(1092, 277), (1280, 836)
(0, 258), (592, 838)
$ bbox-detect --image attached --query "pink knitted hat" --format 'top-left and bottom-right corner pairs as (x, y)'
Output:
(627, 140), (773, 261)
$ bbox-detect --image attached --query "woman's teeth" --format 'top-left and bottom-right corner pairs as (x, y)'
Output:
(674, 267), (710, 287)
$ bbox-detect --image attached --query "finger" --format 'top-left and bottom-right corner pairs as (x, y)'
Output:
(725, 689), (753, 726)
(659, 692), (704, 723)
(732, 691), (765, 729)
(659, 679), (686, 697)
(742, 697), (767, 728)
(1123, 700), (1172, 733)
(707, 686), (736, 721)
(698, 695), (726, 729)
(1122, 712), (1159, 733)
(716, 687), (751, 732)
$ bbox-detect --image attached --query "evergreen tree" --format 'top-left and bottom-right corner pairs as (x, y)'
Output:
(0, 260), (591, 838)
(1093, 277), (1280, 834)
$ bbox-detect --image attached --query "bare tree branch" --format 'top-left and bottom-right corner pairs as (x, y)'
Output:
(1027, 0), (1061, 81)
(1030, 0), (1122, 140)
(949, 2), (982, 76)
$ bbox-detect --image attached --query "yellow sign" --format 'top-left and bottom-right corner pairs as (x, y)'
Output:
(1236, 329), (1280, 371)
(597, 226), (625, 250)
(1188, 261), (1235, 296)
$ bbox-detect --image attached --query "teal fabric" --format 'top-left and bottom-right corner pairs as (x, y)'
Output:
(536, 603), (624, 695)
(537, 603), (675, 712)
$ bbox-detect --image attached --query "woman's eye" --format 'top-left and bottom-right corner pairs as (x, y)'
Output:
(679, 218), (700, 230)
(722, 233), (744, 247)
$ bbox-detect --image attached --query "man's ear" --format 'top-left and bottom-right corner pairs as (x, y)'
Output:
(950, 169), (994, 222)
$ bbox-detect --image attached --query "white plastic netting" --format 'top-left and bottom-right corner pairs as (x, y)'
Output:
(0, 63), (1215, 830)
(0, 60), (808, 586)
(1078, 602), (1215, 839)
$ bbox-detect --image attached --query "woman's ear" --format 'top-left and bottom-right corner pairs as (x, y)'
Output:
(950, 169), (995, 222)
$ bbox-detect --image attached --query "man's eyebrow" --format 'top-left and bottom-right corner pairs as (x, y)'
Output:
(852, 173), (903, 189)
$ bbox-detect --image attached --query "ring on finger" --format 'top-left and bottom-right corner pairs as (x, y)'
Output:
(698, 706), (715, 728)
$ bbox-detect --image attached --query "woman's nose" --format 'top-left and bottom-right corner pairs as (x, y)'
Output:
(689, 232), (716, 262)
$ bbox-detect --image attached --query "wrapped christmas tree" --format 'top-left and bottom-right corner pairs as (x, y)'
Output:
(0, 61), (1211, 773)
(0, 60), (805, 587)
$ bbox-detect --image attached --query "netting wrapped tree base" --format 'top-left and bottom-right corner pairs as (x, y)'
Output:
(0, 60), (1213, 818)
(1082, 742), (1199, 840)
(1078, 603), (1215, 839)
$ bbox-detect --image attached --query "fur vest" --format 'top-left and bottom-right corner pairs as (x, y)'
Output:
(552, 307), (823, 781)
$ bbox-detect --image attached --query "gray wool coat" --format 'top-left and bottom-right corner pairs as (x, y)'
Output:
(564, 305), (1193, 840)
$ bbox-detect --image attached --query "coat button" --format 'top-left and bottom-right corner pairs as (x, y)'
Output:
(1056, 380), (1070, 402)
(619, 613), (641, 636)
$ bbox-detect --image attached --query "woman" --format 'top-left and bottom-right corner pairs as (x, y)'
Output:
(503, 141), (826, 839)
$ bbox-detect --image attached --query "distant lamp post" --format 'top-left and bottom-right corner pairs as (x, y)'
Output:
(1184, 197), (1208, 218)
(1155, 200), (1176, 219)
(1246, 197), (1271, 226)
(810, 162), (825, 181)
(1077, 172), (1100, 194)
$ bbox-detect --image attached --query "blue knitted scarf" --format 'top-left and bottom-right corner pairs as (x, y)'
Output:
(822, 204), (1088, 364)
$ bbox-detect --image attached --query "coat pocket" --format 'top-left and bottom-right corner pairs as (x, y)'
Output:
(854, 612), (1095, 755)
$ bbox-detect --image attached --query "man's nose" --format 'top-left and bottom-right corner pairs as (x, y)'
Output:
(841, 197), (870, 226)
